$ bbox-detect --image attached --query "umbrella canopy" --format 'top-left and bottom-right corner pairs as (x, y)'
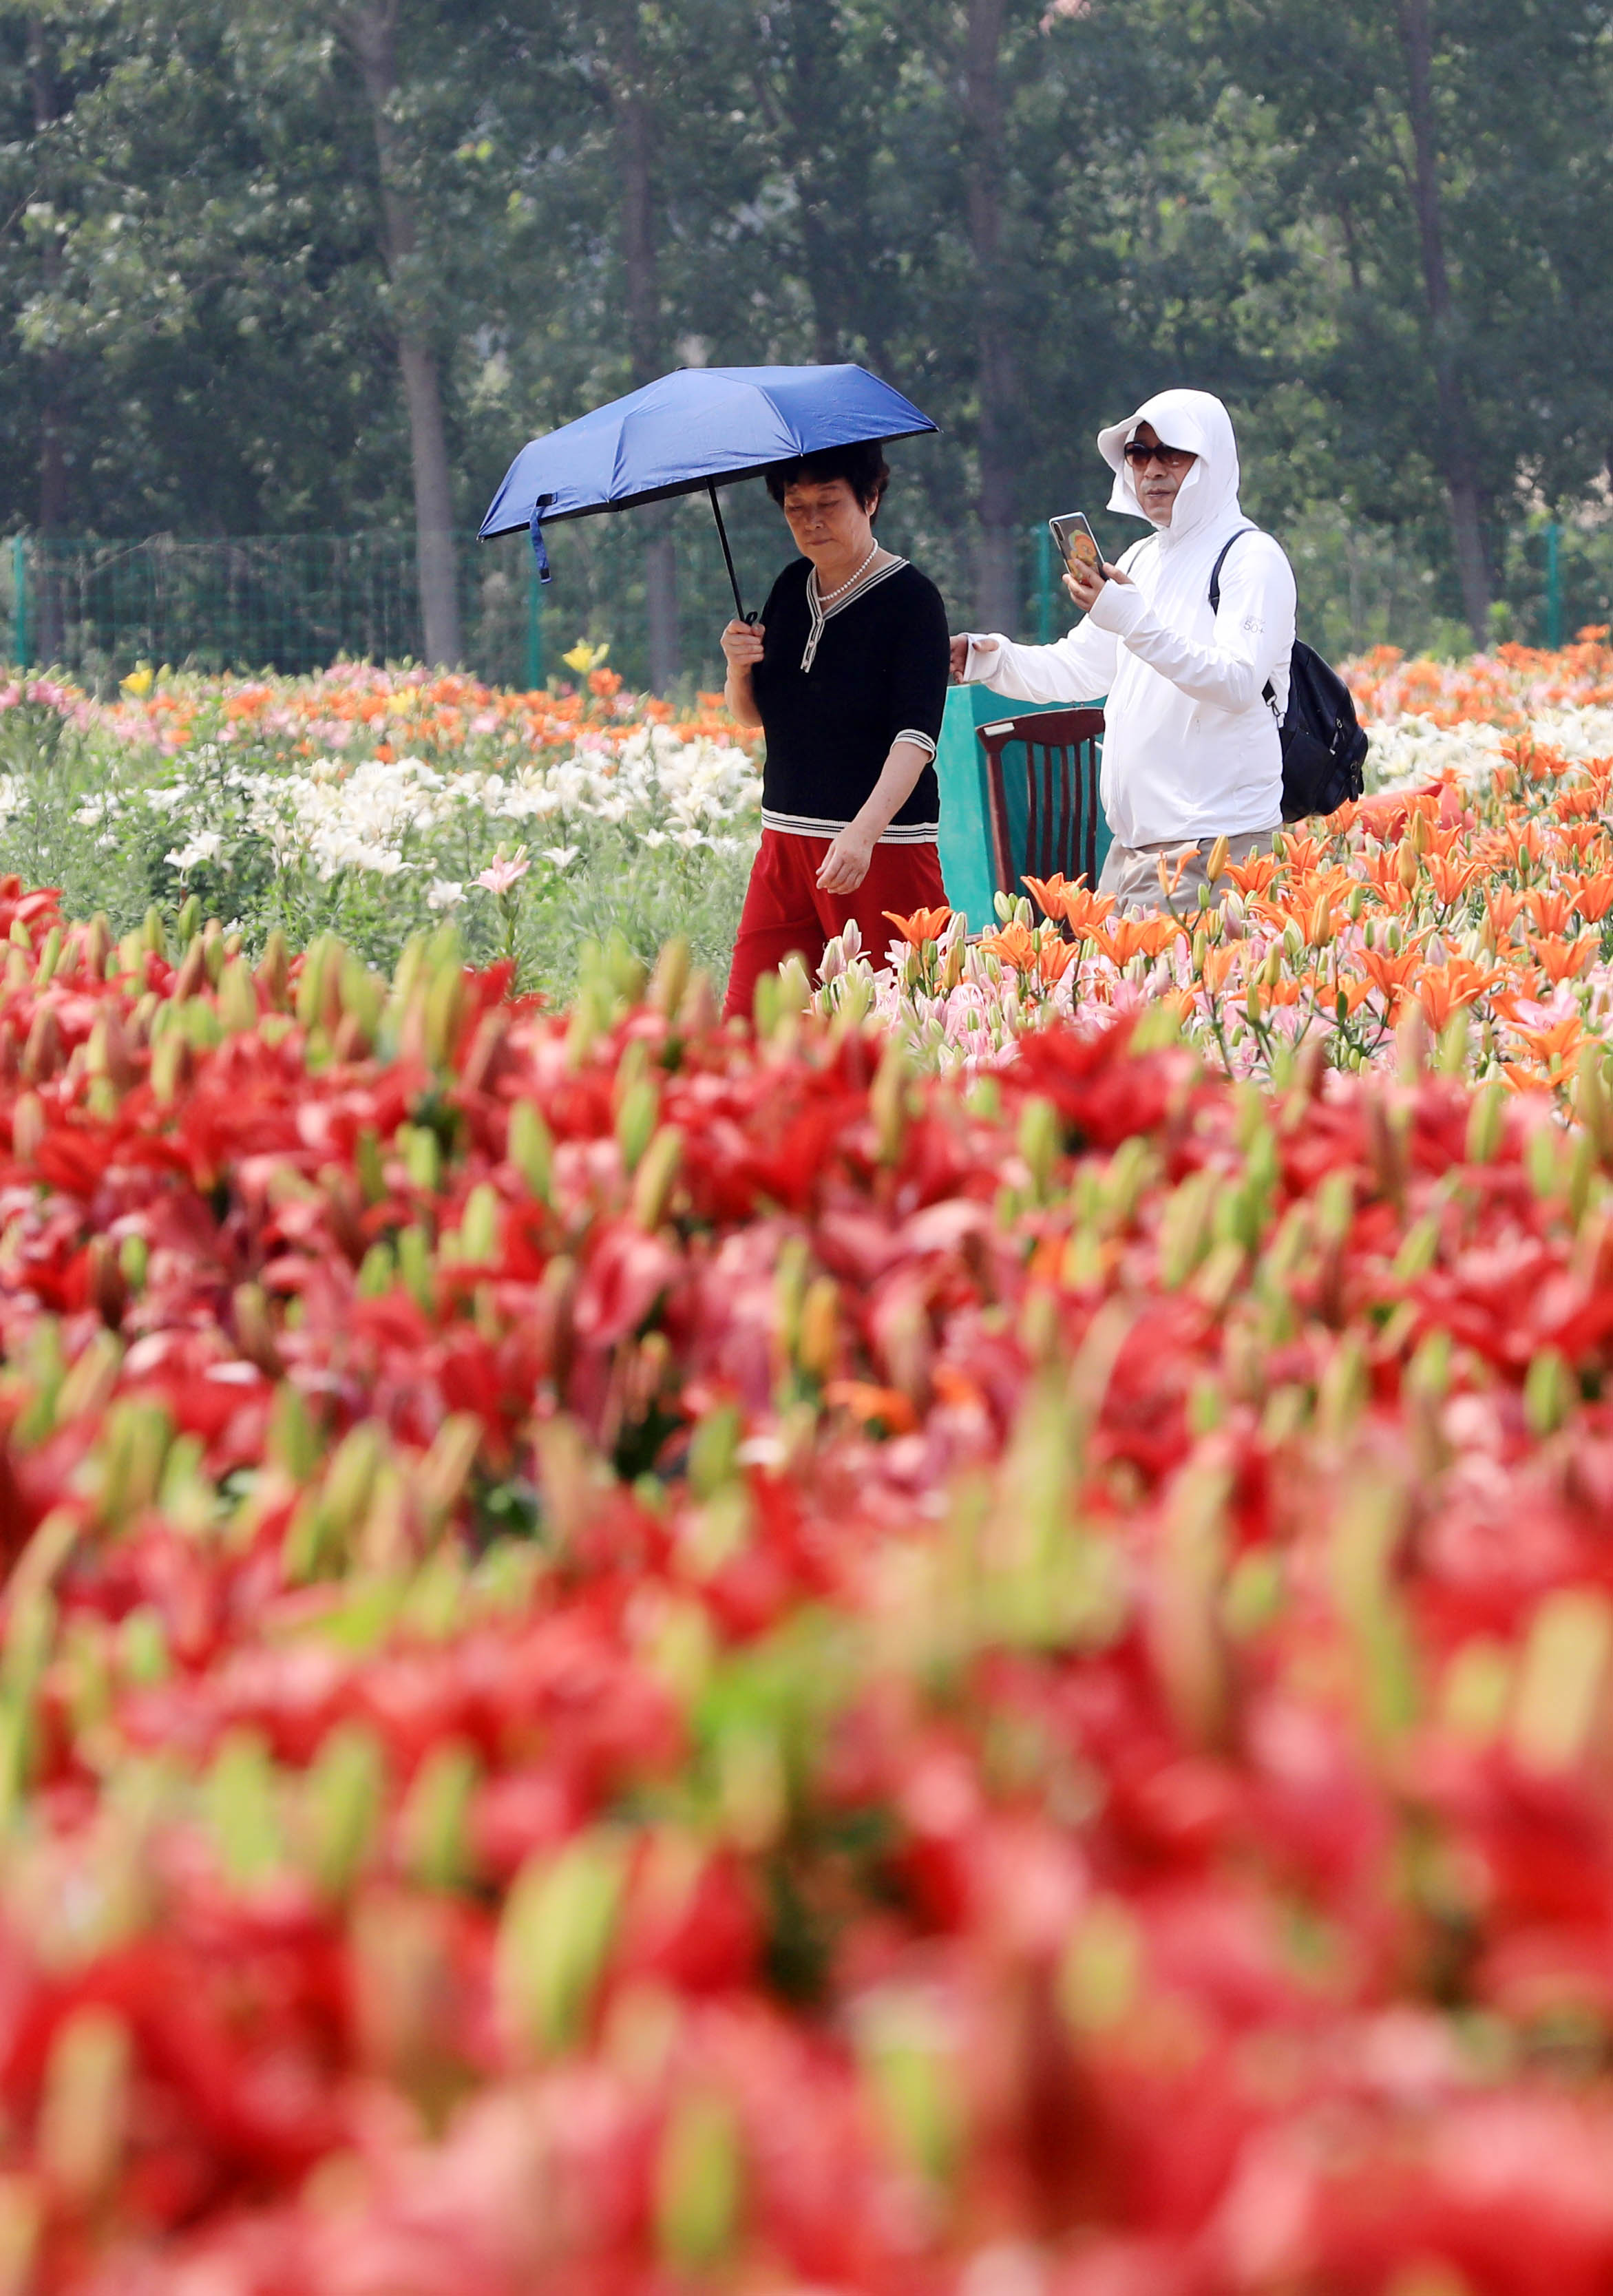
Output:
(479, 363), (937, 538)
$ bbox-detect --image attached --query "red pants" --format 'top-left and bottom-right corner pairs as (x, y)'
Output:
(722, 830), (949, 1022)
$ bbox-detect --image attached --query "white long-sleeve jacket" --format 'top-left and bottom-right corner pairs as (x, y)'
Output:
(963, 390), (1296, 850)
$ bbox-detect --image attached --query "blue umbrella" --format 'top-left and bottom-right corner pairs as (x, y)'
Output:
(478, 362), (938, 620)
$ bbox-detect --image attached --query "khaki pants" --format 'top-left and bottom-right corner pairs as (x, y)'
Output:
(1097, 824), (1278, 916)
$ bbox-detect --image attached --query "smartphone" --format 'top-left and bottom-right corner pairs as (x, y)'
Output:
(1048, 512), (1104, 580)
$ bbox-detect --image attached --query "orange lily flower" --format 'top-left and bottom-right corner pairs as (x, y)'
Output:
(1506, 819), (1548, 870)
(1524, 886), (1574, 936)
(1424, 852), (1482, 905)
(823, 1380), (919, 1435)
(883, 904), (953, 947)
(1528, 932), (1598, 985)
(1554, 783), (1603, 820)
(1156, 848), (1199, 898)
(979, 921), (1039, 971)
(1090, 914), (1181, 967)
(1037, 936), (1082, 987)
(1510, 1011), (1587, 1071)
(1200, 944), (1241, 995)
(1223, 852), (1278, 898)
(1359, 844), (1415, 909)
(1021, 873), (1071, 921)
(1413, 958), (1502, 1031)
(1498, 1062), (1557, 1095)
(1557, 820), (1609, 858)
(1285, 863), (1356, 914)
(1332, 976), (1376, 1017)
(1563, 872), (1613, 923)
(1356, 781), (1441, 843)
(1484, 886), (1527, 938)
(1059, 884), (1119, 937)
(1358, 941), (1428, 1012)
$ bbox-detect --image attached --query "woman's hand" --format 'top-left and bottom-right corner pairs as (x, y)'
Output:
(1064, 560), (1131, 614)
(816, 820), (877, 895)
(721, 618), (766, 671)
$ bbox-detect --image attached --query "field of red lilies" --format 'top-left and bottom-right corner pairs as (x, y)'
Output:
(1, 820), (1613, 2291)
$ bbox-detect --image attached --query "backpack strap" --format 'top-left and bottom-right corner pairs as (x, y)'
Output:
(1207, 527), (1258, 615)
(1208, 526), (1280, 718)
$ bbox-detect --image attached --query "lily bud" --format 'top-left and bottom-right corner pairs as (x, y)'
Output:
(21, 1005), (59, 1085)
(205, 1728), (282, 1887)
(797, 1276), (839, 1381)
(1524, 1345), (1574, 1439)
(654, 2091), (744, 2271)
(11, 1092), (44, 1162)
(871, 1039), (909, 1165)
(647, 934), (692, 1017)
(496, 1834), (626, 2056)
(1465, 1079), (1504, 1164)
(1512, 1588), (1612, 1773)
(1018, 1095), (1059, 1197)
(171, 937), (207, 1004)
(400, 1738), (481, 1890)
(38, 2008), (131, 2213)
(615, 1075), (660, 1173)
(304, 1723), (386, 1899)
(458, 1181), (503, 1266)
(507, 1099), (554, 1201)
(632, 1124), (683, 1229)
(255, 928), (291, 1009)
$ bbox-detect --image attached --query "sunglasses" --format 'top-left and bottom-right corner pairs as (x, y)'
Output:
(1124, 441), (1194, 471)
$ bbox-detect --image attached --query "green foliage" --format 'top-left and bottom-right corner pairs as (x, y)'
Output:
(0, 682), (753, 1001)
(0, 0), (1610, 655)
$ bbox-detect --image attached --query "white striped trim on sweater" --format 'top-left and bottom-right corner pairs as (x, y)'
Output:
(762, 808), (939, 845)
(894, 728), (938, 761)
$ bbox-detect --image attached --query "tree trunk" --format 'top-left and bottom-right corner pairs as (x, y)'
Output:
(29, 15), (66, 665)
(1396, 0), (1489, 651)
(604, 4), (679, 693)
(341, 0), (462, 668)
(962, 0), (1020, 634)
(757, 3), (845, 367)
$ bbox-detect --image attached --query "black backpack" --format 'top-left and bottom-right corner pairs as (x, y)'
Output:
(1208, 530), (1368, 822)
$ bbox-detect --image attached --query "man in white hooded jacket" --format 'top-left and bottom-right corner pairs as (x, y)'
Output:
(952, 388), (1296, 913)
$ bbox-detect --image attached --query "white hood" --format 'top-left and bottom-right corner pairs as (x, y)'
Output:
(1096, 388), (1241, 545)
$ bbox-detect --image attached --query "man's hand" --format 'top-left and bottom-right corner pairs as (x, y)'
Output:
(720, 618), (765, 671)
(816, 819), (878, 895)
(950, 633), (997, 682)
(1064, 559), (1132, 614)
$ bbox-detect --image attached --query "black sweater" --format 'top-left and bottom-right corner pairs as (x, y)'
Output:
(749, 556), (949, 841)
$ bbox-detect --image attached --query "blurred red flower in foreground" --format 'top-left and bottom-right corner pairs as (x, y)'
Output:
(0, 888), (1611, 2289)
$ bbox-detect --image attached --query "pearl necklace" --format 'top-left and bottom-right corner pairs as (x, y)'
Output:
(813, 539), (881, 606)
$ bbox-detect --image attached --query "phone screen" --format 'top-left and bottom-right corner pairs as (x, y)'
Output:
(1049, 513), (1103, 578)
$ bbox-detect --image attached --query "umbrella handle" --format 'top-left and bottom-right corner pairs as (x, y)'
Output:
(528, 495), (554, 582)
(708, 486), (752, 622)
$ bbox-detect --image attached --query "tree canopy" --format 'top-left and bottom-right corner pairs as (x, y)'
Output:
(3, 0), (1610, 668)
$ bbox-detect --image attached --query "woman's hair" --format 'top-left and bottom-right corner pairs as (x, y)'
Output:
(765, 440), (890, 514)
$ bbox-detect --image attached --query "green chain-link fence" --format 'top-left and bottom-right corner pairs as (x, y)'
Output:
(3, 507), (1601, 695)
(0, 496), (1053, 696)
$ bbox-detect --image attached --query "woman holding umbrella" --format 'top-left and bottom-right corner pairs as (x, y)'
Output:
(719, 441), (950, 1021)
